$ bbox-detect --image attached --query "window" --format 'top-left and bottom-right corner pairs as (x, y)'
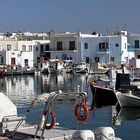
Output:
(95, 57), (100, 62)
(137, 55), (140, 59)
(1, 57), (3, 64)
(45, 44), (50, 51)
(40, 45), (44, 52)
(86, 57), (89, 63)
(116, 44), (119, 47)
(62, 54), (67, 60)
(111, 57), (115, 62)
(135, 40), (139, 48)
(24, 59), (28, 67)
(22, 45), (26, 52)
(99, 42), (108, 51)
(36, 47), (38, 51)
(11, 58), (15, 65)
(29, 45), (32, 51)
(84, 43), (88, 49)
(46, 52), (51, 59)
(37, 57), (40, 63)
(57, 41), (62, 50)
(7, 44), (11, 51)
(69, 41), (75, 50)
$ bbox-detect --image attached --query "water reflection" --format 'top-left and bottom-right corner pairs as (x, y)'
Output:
(112, 106), (140, 125)
(0, 74), (90, 108)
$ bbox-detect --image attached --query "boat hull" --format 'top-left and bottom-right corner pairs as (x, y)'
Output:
(90, 83), (117, 107)
(116, 92), (140, 107)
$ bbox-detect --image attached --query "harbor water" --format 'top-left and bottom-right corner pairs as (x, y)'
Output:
(0, 73), (140, 139)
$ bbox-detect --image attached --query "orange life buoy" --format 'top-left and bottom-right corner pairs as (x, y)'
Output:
(43, 110), (56, 130)
(74, 103), (89, 122)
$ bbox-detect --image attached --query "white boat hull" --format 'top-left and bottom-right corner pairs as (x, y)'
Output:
(116, 92), (140, 107)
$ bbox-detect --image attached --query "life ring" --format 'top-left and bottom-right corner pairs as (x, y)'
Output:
(74, 103), (89, 122)
(43, 110), (56, 130)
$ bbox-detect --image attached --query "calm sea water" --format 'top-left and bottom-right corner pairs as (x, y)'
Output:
(0, 73), (140, 140)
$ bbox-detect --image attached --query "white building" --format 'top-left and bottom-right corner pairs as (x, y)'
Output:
(48, 31), (134, 65)
(0, 31), (136, 69)
(18, 40), (50, 68)
(128, 33), (140, 59)
(0, 39), (50, 69)
(48, 32), (99, 63)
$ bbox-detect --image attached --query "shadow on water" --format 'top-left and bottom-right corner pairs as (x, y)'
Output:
(112, 106), (140, 125)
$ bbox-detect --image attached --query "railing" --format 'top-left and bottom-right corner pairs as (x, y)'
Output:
(43, 48), (77, 52)
(97, 49), (109, 53)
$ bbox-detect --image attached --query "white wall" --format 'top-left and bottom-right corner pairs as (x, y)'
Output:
(6, 51), (21, 65)
(50, 33), (79, 62)
(80, 32), (134, 65)
(18, 40), (40, 68)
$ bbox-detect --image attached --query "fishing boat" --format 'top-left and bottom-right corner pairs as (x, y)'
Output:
(0, 66), (35, 76)
(0, 91), (121, 140)
(115, 91), (140, 107)
(90, 81), (117, 107)
(115, 73), (140, 107)
(40, 60), (49, 74)
(89, 63), (109, 75)
(48, 59), (64, 74)
(63, 60), (74, 73)
(74, 62), (89, 74)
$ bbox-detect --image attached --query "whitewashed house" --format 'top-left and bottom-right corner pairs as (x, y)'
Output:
(126, 33), (140, 68)
(81, 31), (134, 65)
(128, 33), (140, 59)
(48, 31), (134, 65)
(49, 32), (98, 63)
(0, 35), (20, 70)
(0, 31), (136, 70)
(0, 32), (50, 69)
(18, 40), (50, 69)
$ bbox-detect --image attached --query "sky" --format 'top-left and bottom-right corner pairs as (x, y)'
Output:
(0, 0), (140, 34)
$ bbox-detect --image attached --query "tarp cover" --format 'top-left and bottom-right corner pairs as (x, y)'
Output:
(0, 92), (17, 122)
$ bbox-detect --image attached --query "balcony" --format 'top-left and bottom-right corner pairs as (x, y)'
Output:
(43, 48), (77, 52)
(97, 49), (109, 54)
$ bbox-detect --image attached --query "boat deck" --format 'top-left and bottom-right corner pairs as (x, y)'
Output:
(3, 125), (77, 140)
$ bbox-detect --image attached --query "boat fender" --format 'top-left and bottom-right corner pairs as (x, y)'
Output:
(94, 127), (115, 140)
(72, 130), (95, 140)
(74, 103), (89, 122)
(43, 110), (56, 130)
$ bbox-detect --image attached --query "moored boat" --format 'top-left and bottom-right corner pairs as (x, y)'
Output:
(0, 91), (121, 140)
(48, 59), (64, 74)
(0, 66), (35, 76)
(115, 73), (140, 107)
(90, 82), (117, 107)
(115, 91), (140, 107)
(74, 62), (89, 74)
